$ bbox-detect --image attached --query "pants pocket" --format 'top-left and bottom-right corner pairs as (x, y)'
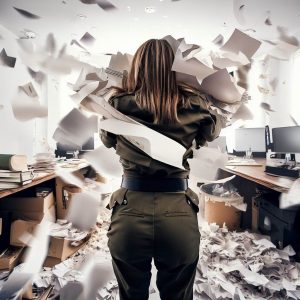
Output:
(119, 208), (144, 217)
(165, 211), (190, 217)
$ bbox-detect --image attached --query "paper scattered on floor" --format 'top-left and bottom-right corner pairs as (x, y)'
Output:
(195, 222), (300, 300)
(28, 209), (118, 300)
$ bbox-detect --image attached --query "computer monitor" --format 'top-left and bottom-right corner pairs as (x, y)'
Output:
(272, 126), (300, 154)
(234, 128), (266, 152)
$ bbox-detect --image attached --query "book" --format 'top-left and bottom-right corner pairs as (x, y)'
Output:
(0, 179), (32, 189)
(0, 170), (33, 182)
(0, 154), (28, 171)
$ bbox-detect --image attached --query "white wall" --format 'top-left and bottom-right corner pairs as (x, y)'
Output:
(0, 25), (48, 162)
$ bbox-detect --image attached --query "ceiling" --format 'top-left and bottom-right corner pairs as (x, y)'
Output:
(0, 0), (300, 59)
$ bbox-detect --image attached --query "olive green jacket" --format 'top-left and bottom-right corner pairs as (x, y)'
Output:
(100, 92), (222, 179)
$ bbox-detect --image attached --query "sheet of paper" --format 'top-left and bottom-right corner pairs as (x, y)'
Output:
(277, 26), (299, 47)
(60, 281), (83, 300)
(212, 34), (224, 46)
(0, 271), (32, 299)
(45, 33), (56, 56)
(52, 127), (82, 149)
(268, 40), (299, 60)
(188, 146), (228, 181)
(67, 191), (100, 230)
(175, 71), (202, 90)
(108, 52), (132, 74)
(27, 67), (46, 85)
(178, 39), (201, 59)
(55, 108), (96, 146)
(200, 69), (245, 104)
(99, 118), (186, 169)
(0, 48), (17, 68)
(83, 146), (123, 178)
(19, 82), (38, 97)
(81, 94), (138, 124)
(80, 32), (96, 46)
(13, 6), (40, 19)
(70, 39), (90, 53)
(80, 257), (115, 300)
(233, 1), (247, 25)
(11, 90), (48, 121)
(172, 49), (216, 84)
(22, 221), (51, 274)
(56, 170), (85, 189)
(70, 81), (99, 104)
(280, 178), (300, 208)
(220, 29), (261, 59)
(97, 0), (117, 11)
(231, 103), (253, 122)
(211, 51), (250, 69)
(163, 35), (181, 54)
(203, 175), (236, 184)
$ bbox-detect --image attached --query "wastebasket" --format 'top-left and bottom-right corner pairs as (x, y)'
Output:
(200, 183), (245, 231)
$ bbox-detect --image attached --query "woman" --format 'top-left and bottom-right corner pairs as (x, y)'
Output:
(101, 39), (223, 300)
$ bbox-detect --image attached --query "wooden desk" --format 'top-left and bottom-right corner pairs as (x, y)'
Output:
(0, 161), (89, 199)
(224, 158), (295, 193)
(218, 158), (296, 229)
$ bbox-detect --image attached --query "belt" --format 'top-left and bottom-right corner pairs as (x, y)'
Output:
(121, 176), (188, 192)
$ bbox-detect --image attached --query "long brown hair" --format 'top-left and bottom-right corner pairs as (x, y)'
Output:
(112, 39), (198, 124)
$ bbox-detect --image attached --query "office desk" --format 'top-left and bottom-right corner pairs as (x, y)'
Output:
(218, 158), (296, 228)
(224, 158), (295, 193)
(0, 161), (89, 199)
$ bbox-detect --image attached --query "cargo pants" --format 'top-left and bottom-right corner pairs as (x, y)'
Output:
(107, 187), (200, 300)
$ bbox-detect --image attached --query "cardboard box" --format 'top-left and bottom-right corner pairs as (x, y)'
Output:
(10, 219), (38, 247)
(43, 256), (62, 268)
(47, 233), (91, 261)
(56, 177), (81, 219)
(0, 191), (55, 215)
(0, 246), (23, 270)
(11, 204), (56, 222)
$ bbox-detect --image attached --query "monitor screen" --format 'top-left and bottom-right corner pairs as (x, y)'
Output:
(234, 128), (266, 152)
(272, 126), (300, 153)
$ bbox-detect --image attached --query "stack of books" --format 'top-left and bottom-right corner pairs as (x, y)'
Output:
(0, 170), (34, 189)
(0, 154), (33, 190)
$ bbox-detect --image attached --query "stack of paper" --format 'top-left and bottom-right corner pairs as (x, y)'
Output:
(30, 153), (56, 173)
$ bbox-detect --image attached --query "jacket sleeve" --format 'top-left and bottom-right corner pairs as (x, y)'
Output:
(195, 96), (223, 149)
(100, 97), (117, 149)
